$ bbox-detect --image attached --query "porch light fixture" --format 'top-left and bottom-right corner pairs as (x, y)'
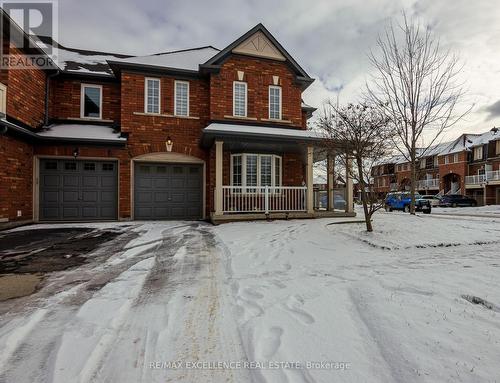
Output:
(73, 147), (79, 159)
(166, 137), (173, 152)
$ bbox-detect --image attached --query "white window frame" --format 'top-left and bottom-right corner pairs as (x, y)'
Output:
(268, 85), (282, 120)
(496, 140), (500, 156)
(420, 159), (426, 169)
(233, 81), (247, 117)
(174, 80), (190, 117)
(453, 153), (458, 163)
(80, 84), (103, 119)
(230, 153), (282, 192)
(0, 83), (6, 116)
(473, 146), (483, 161)
(444, 155), (449, 165)
(434, 156), (439, 167)
(144, 77), (161, 114)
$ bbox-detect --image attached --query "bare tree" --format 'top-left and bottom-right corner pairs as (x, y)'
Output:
(318, 102), (393, 232)
(367, 14), (468, 214)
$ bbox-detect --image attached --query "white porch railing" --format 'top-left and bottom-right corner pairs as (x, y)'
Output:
(417, 178), (440, 190)
(222, 186), (307, 214)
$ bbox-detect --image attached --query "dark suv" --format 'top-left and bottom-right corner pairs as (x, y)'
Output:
(439, 194), (477, 207)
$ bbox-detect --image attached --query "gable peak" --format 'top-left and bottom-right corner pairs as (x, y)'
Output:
(232, 30), (285, 61)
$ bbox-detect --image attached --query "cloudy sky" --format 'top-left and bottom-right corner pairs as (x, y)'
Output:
(57, 0), (500, 140)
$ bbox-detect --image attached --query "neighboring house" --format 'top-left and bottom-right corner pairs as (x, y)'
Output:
(372, 129), (500, 205)
(0, 16), (355, 227)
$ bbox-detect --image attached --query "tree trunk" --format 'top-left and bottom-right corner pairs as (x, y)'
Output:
(356, 157), (373, 232)
(410, 147), (416, 215)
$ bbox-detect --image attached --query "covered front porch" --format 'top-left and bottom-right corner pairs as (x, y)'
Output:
(202, 123), (355, 223)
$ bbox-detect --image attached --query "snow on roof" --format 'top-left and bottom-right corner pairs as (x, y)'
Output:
(57, 47), (130, 76)
(466, 130), (498, 147)
(204, 123), (322, 140)
(38, 124), (126, 141)
(36, 36), (131, 76)
(301, 101), (316, 109)
(109, 46), (220, 72)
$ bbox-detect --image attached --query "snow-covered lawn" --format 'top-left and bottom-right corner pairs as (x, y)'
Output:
(1, 212), (499, 382)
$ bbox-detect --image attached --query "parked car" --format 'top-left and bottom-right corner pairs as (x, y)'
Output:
(319, 193), (346, 210)
(439, 194), (477, 207)
(385, 192), (432, 214)
(421, 195), (441, 207)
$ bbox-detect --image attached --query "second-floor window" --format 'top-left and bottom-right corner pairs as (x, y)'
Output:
(145, 78), (160, 114)
(496, 140), (500, 155)
(81, 84), (102, 119)
(269, 85), (281, 120)
(233, 81), (247, 117)
(174, 80), (189, 116)
(473, 146), (483, 161)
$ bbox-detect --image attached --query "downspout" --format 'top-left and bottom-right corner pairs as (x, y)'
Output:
(44, 70), (60, 126)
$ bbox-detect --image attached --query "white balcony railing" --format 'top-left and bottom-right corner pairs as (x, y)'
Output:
(465, 174), (487, 185)
(222, 186), (307, 214)
(417, 178), (440, 190)
(486, 170), (500, 182)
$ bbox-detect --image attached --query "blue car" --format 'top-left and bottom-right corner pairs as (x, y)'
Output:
(385, 192), (431, 214)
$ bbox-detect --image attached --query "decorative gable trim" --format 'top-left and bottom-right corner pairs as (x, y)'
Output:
(201, 23), (313, 90)
(232, 31), (286, 61)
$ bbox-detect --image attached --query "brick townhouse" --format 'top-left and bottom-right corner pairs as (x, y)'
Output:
(0, 14), (355, 227)
(372, 129), (500, 205)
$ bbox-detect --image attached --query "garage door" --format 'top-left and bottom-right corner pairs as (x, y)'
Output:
(134, 163), (203, 220)
(39, 159), (118, 221)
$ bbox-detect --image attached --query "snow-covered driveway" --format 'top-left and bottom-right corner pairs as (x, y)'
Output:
(0, 222), (249, 383)
(1, 212), (499, 383)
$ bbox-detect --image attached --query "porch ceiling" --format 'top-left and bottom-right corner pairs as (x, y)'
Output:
(201, 122), (334, 161)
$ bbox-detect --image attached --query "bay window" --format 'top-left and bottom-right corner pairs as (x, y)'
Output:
(230, 153), (282, 191)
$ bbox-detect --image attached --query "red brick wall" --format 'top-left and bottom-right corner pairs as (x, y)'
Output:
(0, 135), (33, 221)
(119, 71), (211, 217)
(50, 78), (121, 122)
(3, 45), (47, 128)
(209, 55), (304, 128)
(438, 151), (468, 191)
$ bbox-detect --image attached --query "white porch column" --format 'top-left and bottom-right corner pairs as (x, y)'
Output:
(327, 154), (335, 211)
(307, 146), (314, 214)
(214, 140), (223, 215)
(345, 156), (354, 213)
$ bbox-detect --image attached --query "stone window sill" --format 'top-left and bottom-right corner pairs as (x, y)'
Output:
(133, 112), (199, 120)
(223, 115), (258, 121)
